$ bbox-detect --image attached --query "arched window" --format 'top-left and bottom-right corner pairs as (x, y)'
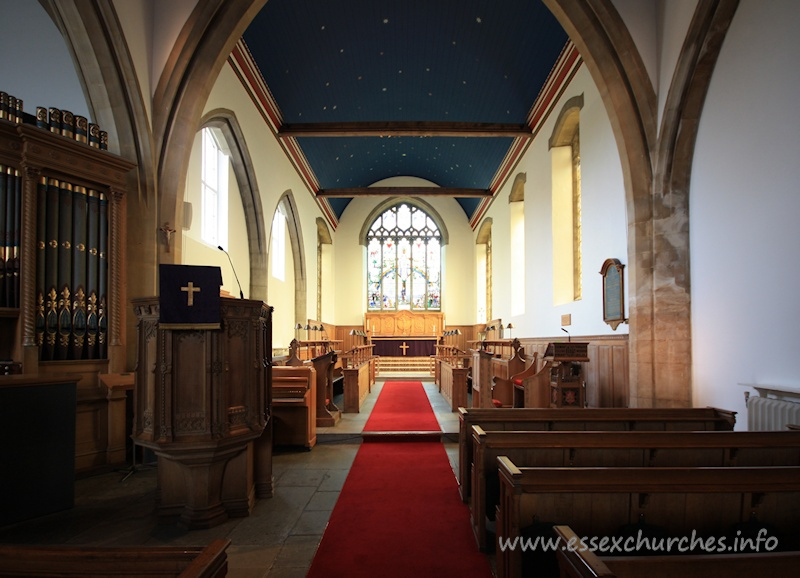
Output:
(200, 127), (229, 247)
(550, 94), (583, 305)
(366, 203), (441, 311)
(475, 219), (493, 324)
(509, 173), (526, 316)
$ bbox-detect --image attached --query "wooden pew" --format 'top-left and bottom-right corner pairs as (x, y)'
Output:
(495, 462), (800, 578)
(0, 539), (230, 577)
(272, 365), (316, 449)
(435, 344), (471, 411)
(309, 349), (341, 427)
(492, 352), (549, 408)
(554, 525), (800, 578)
(341, 344), (376, 413)
(470, 428), (800, 551)
(279, 340), (341, 428)
(457, 406), (736, 503)
(470, 339), (527, 407)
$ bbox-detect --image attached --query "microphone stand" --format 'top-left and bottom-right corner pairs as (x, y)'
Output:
(218, 245), (244, 298)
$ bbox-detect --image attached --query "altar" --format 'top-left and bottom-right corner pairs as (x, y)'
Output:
(365, 310), (443, 358)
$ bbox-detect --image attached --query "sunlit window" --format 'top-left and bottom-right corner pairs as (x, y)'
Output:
(201, 127), (229, 247)
(367, 203), (441, 311)
(550, 96), (583, 305)
(271, 207), (286, 282)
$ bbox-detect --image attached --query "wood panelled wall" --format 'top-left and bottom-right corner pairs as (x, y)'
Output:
(519, 334), (629, 408)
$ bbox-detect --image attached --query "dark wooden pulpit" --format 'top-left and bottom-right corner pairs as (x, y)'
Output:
(131, 294), (273, 529)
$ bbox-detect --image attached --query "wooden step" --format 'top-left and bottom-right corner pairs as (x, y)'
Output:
(376, 356), (434, 375)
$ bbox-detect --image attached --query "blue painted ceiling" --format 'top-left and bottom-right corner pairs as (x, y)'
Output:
(242, 0), (568, 222)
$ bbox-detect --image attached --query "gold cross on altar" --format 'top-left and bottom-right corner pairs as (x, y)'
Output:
(399, 342), (409, 356)
(181, 281), (201, 306)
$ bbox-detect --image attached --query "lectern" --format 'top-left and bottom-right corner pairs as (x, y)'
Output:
(544, 342), (589, 408)
(131, 295), (273, 529)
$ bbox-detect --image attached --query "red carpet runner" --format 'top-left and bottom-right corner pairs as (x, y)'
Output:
(306, 381), (493, 578)
(363, 381), (441, 432)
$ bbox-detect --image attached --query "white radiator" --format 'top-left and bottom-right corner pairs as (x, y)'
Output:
(747, 394), (800, 431)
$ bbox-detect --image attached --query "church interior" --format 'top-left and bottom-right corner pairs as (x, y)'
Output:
(1, 0), (800, 576)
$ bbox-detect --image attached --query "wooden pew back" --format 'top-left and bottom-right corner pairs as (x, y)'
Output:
(554, 525), (800, 578)
(458, 407), (737, 502)
(0, 539), (230, 577)
(272, 365), (316, 448)
(470, 429), (800, 550)
(496, 462), (800, 578)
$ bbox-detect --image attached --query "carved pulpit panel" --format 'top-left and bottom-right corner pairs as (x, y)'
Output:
(131, 296), (272, 529)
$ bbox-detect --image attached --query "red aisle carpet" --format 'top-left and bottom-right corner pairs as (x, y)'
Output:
(306, 382), (492, 578)
(363, 381), (441, 432)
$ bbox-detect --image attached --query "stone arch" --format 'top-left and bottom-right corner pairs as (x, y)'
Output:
(200, 109), (268, 301)
(549, 94), (584, 149)
(542, 0), (739, 406)
(508, 173), (527, 203)
(55, 0), (740, 405)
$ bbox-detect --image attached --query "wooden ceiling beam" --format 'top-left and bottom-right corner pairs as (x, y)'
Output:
(316, 187), (492, 198)
(279, 121), (531, 138)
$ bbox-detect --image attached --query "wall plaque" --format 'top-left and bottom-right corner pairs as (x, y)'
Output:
(599, 258), (626, 330)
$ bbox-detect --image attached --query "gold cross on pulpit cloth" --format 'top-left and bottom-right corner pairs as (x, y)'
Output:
(181, 281), (201, 306)
(400, 342), (409, 356)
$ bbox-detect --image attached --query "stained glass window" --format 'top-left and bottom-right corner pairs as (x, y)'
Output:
(367, 203), (441, 311)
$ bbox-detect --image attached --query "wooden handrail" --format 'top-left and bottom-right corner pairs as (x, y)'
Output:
(341, 344), (375, 368)
(435, 344), (471, 368)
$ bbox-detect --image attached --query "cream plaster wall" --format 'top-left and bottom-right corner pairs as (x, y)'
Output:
(147, 0), (198, 99)
(0, 2), (90, 119)
(611, 0), (660, 97)
(690, 0), (800, 428)
(654, 0), (700, 131)
(481, 65), (628, 339)
(111, 0), (154, 120)
(267, 216), (296, 350)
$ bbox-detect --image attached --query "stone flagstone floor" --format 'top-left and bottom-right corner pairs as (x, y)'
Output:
(0, 379), (478, 578)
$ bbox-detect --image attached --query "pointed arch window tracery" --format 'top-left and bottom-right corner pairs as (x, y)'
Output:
(366, 203), (441, 311)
